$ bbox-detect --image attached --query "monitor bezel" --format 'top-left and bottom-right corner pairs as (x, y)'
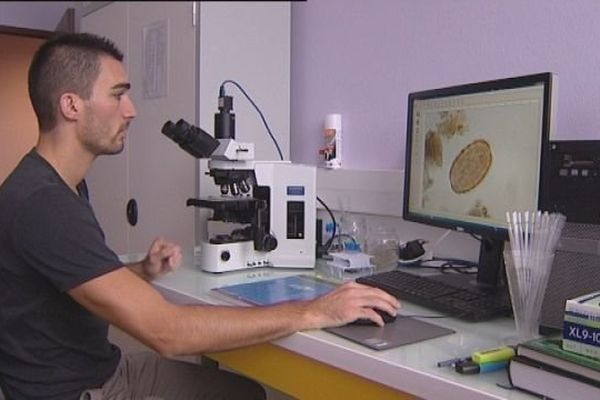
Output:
(403, 72), (555, 241)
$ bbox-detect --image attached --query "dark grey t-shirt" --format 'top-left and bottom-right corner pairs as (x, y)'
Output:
(0, 150), (122, 400)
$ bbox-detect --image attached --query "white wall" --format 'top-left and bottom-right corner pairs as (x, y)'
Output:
(0, 1), (483, 263)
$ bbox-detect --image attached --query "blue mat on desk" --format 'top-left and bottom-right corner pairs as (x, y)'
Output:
(325, 316), (455, 351)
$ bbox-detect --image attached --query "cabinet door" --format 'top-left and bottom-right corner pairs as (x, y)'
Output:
(81, 2), (131, 255)
(82, 2), (291, 254)
(127, 2), (197, 253)
(82, 2), (197, 255)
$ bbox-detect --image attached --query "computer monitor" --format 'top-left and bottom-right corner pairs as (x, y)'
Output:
(403, 72), (556, 290)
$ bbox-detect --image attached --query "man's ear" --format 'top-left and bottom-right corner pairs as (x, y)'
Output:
(59, 93), (83, 122)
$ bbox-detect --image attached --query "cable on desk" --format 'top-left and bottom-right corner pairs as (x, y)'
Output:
(409, 257), (478, 274)
(317, 197), (336, 249)
(328, 234), (358, 252)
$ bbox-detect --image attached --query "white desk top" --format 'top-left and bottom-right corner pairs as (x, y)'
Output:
(152, 261), (538, 400)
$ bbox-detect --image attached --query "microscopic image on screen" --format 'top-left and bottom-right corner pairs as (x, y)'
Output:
(411, 85), (544, 230)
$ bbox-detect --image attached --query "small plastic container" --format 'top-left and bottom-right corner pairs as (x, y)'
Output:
(340, 215), (367, 252)
(366, 226), (399, 270)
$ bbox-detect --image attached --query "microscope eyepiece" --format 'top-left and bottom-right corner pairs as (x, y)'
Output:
(161, 119), (220, 159)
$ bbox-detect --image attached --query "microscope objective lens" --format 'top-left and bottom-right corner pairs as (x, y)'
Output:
(230, 183), (240, 196)
(239, 180), (250, 193)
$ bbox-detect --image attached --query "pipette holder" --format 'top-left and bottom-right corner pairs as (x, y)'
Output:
(504, 249), (555, 342)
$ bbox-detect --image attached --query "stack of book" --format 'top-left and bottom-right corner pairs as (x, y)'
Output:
(563, 290), (600, 359)
(508, 336), (600, 399)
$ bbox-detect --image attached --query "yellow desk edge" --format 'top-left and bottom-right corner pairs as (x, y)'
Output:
(208, 342), (416, 400)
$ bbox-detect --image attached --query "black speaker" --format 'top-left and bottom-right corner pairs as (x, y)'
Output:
(539, 140), (600, 334)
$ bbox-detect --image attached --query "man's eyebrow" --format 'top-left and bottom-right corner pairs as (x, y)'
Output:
(112, 83), (131, 91)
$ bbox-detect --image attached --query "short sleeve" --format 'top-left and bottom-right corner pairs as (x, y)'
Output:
(12, 187), (123, 292)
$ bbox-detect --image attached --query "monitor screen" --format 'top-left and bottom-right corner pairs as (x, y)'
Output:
(404, 73), (556, 288)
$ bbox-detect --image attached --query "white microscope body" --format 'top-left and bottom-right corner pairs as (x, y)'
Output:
(162, 92), (316, 273)
(196, 149), (316, 272)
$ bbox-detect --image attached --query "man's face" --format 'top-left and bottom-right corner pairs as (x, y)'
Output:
(79, 56), (137, 156)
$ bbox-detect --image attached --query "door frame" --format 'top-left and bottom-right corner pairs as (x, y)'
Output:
(0, 4), (75, 37)
(0, 24), (54, 39)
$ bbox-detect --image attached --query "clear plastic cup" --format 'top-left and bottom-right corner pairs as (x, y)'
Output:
(366, 226), (399, 270)
(504, 250), (555, 342)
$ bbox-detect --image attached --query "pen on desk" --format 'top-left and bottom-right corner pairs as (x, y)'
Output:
(436, 356), (471, 368)
(439, 346), (515, 369)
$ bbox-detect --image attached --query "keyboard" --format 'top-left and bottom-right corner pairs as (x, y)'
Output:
(356, 269), (512, 321)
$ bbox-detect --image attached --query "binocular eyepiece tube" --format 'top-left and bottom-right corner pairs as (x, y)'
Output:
(161, 119), (220, 159)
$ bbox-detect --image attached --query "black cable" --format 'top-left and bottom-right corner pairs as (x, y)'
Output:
(317, 196), (337, 252)
(329, 234), (358, 250)
(469, 233), (482, 241)
(433, 256), (478, 268)
(440, 263), (477, 275)
(335, 234), (357, 243)
(220, 80), (285, 161)
(410, 257), (478, 274)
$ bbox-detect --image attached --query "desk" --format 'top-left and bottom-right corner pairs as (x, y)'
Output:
(153, 262), (537, 400)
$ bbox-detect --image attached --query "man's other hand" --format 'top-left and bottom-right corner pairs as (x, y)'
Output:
(138, 237), (182, 280)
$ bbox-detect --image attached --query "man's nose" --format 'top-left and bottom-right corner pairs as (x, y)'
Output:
(123, 95), (137, 119)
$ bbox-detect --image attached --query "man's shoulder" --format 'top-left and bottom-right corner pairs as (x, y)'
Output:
(1, 151), (64, 202)
(0, 152), (70, 225)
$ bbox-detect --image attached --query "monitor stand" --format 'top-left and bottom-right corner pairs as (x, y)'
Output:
(428, 237), (507, 295)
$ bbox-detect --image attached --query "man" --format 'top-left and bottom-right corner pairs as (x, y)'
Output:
(0, 33), (400, 400)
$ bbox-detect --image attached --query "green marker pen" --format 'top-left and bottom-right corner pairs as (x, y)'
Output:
(472, 346), (515, 364)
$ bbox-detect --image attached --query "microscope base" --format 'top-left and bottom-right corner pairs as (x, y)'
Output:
(195, 241), (315, 273)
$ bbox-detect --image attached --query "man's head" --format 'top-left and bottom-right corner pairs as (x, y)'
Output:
(28, 32), (136, 156)
(28, 32), (123, 133)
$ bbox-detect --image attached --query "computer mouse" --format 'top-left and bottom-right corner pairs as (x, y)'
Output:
(349, 309), (397, 326)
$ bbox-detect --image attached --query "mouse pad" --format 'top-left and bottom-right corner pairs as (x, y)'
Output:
(324, 316), (455, 351)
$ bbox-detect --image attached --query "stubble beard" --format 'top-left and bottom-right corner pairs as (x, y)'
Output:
(82, 116), (128, 156)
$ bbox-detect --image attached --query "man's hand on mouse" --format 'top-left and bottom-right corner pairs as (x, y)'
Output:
(302, 281), (401, 329)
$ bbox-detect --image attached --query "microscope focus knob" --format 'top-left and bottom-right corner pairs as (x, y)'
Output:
(220, 250), (231, 262)
(261, 234), (278, 252)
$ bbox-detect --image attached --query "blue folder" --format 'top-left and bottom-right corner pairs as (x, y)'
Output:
(212, 275), (337, 306)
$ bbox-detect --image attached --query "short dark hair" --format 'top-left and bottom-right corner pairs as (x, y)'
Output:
(28, 32), (124, 132)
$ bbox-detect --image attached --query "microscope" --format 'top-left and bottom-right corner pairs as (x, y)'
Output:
(162, 91), (316, 272)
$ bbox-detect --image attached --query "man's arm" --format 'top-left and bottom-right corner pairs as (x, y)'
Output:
(68, 267), (400, 357)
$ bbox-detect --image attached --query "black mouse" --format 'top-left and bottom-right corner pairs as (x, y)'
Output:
(350, 309), (397, 326)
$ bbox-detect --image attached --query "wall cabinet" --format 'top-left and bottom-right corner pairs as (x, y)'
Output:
(80, 2), (290, 255)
